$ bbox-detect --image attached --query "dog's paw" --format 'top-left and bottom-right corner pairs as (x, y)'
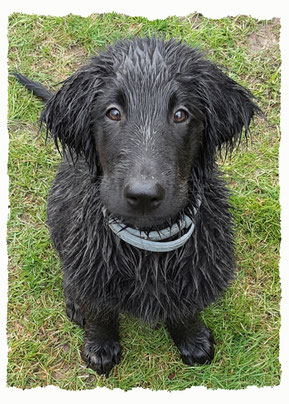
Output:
(81, 340), (121, 376)
(178, 327), (214, 366)
(65, 299), (85, 327)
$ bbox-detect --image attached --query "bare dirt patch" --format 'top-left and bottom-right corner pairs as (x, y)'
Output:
(247, 18), (280, 52)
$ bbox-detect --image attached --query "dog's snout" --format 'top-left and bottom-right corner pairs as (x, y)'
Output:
(124, 181), (165, 212)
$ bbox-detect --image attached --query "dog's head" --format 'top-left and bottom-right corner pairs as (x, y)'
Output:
(41, 38), (261, 229)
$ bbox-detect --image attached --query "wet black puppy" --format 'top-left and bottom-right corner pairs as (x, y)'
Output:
(15, 37), (261, 376)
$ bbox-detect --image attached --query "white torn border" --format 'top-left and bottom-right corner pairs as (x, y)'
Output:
(0, 1), (288, 403)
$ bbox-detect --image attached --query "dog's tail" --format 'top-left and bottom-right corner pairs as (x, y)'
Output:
(13, 72), (53, 103)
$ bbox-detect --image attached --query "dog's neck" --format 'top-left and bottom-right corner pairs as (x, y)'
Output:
(103, 198), (201, 252)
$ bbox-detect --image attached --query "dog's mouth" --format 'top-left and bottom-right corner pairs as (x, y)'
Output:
(102, 200), (190, 232)
(103, 208), (185, 234)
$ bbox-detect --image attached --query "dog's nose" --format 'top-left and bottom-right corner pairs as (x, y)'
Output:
(124, 181), (165, 212)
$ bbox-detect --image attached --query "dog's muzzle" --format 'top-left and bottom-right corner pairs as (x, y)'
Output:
(103, 199), (201, 252)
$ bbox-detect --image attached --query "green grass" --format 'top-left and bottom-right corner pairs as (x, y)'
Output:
(7, 12), (281, 390)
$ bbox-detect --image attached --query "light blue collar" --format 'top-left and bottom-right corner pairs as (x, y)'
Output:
(103, 199), (201, 253)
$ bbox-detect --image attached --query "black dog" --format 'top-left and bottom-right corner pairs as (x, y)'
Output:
(15, 37), (261, 376)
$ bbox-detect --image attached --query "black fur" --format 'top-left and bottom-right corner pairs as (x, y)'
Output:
(15, 37), (261, 376)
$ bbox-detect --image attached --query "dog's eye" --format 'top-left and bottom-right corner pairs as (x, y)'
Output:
(174, 109), (188, 123)
(106, 108), (121, 121)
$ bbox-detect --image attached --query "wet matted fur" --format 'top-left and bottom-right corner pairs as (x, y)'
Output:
(15, 37), (261, 376)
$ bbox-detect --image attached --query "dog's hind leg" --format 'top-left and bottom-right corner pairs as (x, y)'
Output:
(63, 275), (85, 327)
(81, 308), (121, 376)
(64, 286), (85, 327)
(166, 313), (214, 366)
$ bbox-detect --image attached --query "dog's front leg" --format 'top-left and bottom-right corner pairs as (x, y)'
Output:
(167, 312), (214, 366)
(81, 308), (121, 376)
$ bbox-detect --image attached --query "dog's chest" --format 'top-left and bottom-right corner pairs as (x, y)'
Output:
(102, 249), (193, 321)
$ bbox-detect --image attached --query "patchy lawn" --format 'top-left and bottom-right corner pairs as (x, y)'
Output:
(7, 12), (280, 390)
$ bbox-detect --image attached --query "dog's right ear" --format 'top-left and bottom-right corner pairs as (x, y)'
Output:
(40, 62), (106, 179)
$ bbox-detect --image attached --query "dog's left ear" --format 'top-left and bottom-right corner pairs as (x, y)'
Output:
(188, 60), (263, 155)
(40, 62), (105, 179)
